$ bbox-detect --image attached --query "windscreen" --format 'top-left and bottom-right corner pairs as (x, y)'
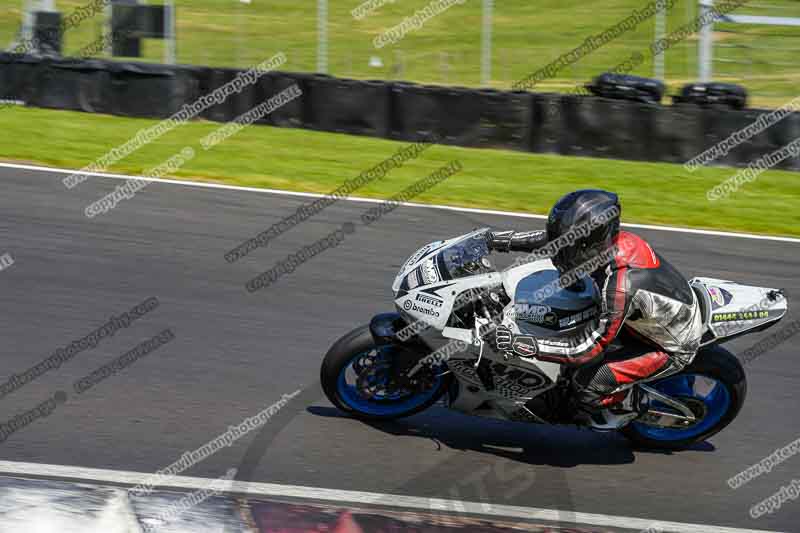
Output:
(440, 234), (494, 280)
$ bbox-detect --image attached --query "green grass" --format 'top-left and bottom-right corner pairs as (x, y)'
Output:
(1, 0), (799, 108)
(1, 106), (797, 237)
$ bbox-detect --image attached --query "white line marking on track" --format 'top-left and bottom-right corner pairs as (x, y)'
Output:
(1, 160), (799, 244)
(0, 460), (781, 533)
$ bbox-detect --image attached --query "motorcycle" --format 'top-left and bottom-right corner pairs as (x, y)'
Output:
(320, 229), (787, 449)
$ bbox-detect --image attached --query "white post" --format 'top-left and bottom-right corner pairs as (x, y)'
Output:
(685, 0), (693, 79)
(104, 1), (112, 56)
(164, 0), (176, 64)
(698, 0), (714, 82)
(317, 0), (328, 73)
(19, 0), (55, 52)
(236, 0), (243, 67)
(653, 0), (666, 80)
(22, 0), (55, 37)
(21, 0), (33, 43)
(481, 0), (492, 86)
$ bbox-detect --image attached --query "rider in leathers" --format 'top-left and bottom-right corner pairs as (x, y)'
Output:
(487, 189), (704, 408)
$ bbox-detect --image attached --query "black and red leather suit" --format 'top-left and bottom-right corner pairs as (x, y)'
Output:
(489, 229), (704, 406)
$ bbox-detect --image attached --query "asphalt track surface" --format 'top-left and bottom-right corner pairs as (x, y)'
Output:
(0, 165), (797, 532)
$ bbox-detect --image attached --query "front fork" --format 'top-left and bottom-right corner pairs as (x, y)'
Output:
(368, 312), (448, 393)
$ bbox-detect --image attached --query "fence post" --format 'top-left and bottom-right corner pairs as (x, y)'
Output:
(698, 0), (714, 82)
(481, 0), (493, 86)
(317, 0), (328, 74)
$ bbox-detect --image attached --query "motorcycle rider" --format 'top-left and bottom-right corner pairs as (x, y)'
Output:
(486, 189), (704, 408)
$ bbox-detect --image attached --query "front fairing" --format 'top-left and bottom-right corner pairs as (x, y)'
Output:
(392, 228), (493, 294)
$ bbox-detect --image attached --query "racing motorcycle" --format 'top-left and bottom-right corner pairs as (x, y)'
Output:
(320, 229), (787, 449)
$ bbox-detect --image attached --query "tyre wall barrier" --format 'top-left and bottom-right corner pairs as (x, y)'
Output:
(305, 74), (390, 138)
(389, 82), (532, 151)
(1, 54), (797, 172)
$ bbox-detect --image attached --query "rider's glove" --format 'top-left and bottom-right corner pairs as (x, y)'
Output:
(494, 325), (539, 359)
(495, 324), (513, 352)
(486, 230), (548, 254)
(485, 231), (515, 253)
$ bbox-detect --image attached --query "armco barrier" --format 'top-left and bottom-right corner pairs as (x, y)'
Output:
(1, 53), (799, 172)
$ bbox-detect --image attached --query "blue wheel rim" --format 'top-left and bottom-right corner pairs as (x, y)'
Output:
(633, 373), (731, 441)
(336, 347), (442, 417)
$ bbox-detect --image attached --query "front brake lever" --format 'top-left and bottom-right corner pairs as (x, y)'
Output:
(473, 316), (490, 368)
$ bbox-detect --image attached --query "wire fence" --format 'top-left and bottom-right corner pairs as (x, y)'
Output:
(1, 0), (798, 108)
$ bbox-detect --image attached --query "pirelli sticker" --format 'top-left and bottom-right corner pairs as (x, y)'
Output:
(712, 310), (771, 322)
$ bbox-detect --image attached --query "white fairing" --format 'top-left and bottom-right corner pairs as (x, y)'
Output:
(392, 229), (503, 332)
(392, 230), (567, 421)
(394, 272), (502, 331)
(691, 277), (788, 343)
(391, 231), (788, 426)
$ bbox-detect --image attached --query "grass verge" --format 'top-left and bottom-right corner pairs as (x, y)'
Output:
(0, 106), (798, 237)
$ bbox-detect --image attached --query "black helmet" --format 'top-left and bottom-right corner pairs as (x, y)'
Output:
(546, 189), (621, 274)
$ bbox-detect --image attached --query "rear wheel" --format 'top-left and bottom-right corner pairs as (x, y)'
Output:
(621, 345), (746, 450)
(320, 325), (451, 421)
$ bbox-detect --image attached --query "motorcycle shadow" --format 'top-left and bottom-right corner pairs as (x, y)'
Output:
(309, 405), (715, 466)
(309, 405), (711, 467)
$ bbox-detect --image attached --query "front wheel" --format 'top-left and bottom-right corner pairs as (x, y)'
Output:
(621, 345), (747, 450)
(320, 325), (451, 421)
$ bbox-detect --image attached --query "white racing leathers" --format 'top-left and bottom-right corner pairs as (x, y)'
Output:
(517, 231), (704, 405)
